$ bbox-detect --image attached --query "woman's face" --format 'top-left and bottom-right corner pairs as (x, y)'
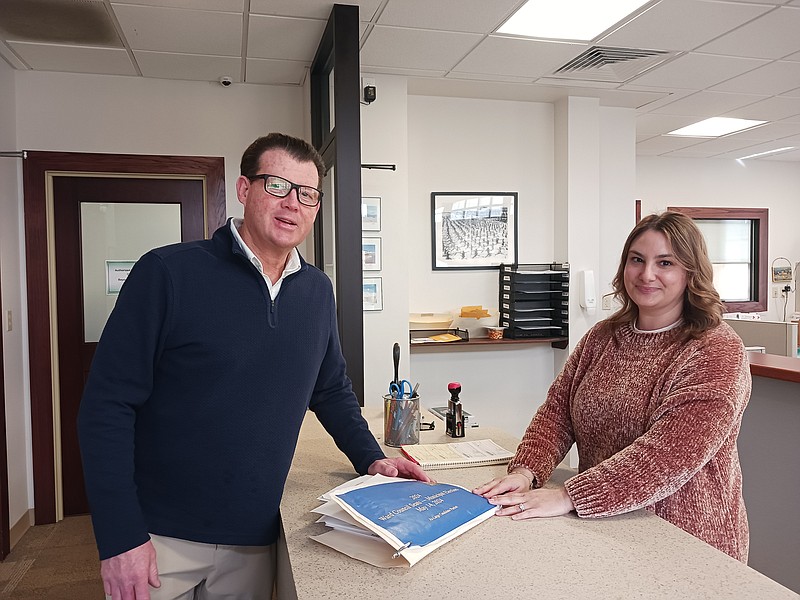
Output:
(623, 229), (688, 330)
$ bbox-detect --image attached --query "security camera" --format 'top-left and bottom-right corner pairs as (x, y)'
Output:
(219, 76), (233, 87)
(362, 77), (376, 104)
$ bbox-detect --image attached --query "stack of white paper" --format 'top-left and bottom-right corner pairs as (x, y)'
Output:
(310, 474), (496, 568)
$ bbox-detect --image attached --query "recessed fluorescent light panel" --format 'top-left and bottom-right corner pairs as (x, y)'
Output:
(666, 117), (766, 138)
(737, 147), (795, 160)
(497, 0), (651, 40)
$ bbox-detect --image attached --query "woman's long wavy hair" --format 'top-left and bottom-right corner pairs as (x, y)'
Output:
(606, 211), (724, 340)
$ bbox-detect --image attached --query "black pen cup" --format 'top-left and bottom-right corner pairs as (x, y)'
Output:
(383, 394), (420, 447)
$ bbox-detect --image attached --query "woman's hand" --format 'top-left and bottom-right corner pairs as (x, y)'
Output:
(473, 469), (532, 498)
(487, 485), (575, 519)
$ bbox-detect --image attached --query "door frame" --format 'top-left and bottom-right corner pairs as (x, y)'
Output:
(23, 151), (226, 524)
(310, 4), (365, 404)
(1, 256), (9, 559)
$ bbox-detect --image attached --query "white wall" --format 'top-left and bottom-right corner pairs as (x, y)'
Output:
(636, 156), (800, 321)
(16, 71), (306, 219)
(1, 59), (32, 531)
(360, 75), (411, 412)
(406, 94), (559, 437)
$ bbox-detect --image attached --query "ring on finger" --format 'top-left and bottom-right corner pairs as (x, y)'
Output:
(518, 503), (525, 512)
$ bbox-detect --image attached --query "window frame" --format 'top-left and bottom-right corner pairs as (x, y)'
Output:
(668, 206), (768, 313)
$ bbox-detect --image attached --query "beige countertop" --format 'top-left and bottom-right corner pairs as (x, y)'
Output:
(281, 411), (797, 600)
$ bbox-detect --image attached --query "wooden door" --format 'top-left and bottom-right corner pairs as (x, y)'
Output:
(52, 176), (206, 516)
(24, 151), (226, 524)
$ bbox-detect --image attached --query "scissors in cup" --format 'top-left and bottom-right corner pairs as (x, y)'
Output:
(389, 379), (413, 399)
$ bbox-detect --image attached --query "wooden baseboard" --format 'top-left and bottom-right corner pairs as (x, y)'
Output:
(10, 508), (34, 549)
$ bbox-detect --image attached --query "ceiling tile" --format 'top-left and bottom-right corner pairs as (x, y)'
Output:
(134, 50), (242, 82)
(407, 77), (568, 103)
(651, 90), (767, 116)
(636, 135), (704, 153)
(715, 141), (800, 160)
(361, 26), (482, 71)
(447, 71), (533, 84)
(672, 135), (766, 155)
(0, 40), (27, 69)
(250, 0), (383, 21)
(599, 0), (771, 52)
(247, 15), (326, 61)
(377, 0), (519, 33)
(628, 88), (696, 112)
(762, 150), (800, 161)
(246, 57), (309, 85)
(111, 0), (244, 11)
(7, 41), (136, 75)
(781, 87), (800, 98)
(723, 121), (800, 140)
(572, 87), (667, 109)
(709, 0), (788, 4)
(710, 60), (800, 95)
(113, 4), (242, 56)
(368, 66), (448, 78)
(629, 53), (769, 89)
(662, 148), (719, 158)
(636, 113), (701, 135)
(723, 96), (800, 121)
(452, 37), (586, 79)
(698, 6), (800, 59)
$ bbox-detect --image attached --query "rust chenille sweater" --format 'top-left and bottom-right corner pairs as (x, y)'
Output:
(510, 320), (751, 562)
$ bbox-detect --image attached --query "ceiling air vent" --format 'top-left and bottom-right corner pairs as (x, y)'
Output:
(549, 46), (673, 84)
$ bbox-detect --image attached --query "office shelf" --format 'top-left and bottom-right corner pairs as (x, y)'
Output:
(499, 263), (569, 348)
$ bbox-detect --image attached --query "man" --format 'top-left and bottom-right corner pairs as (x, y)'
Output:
(78, 133), (428, 600)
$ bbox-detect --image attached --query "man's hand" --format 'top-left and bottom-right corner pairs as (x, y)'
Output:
(100, 540), (160, 600)
(368, 457), (432, 482)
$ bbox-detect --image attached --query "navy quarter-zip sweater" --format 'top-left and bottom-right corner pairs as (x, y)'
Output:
(78, 221), (385, 560)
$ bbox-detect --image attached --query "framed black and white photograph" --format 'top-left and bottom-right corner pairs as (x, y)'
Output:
(363, 277), (383, 311)
(362, 237), (382, 271)
(431, 192), (518, 270)
(361, 196), (381, 231)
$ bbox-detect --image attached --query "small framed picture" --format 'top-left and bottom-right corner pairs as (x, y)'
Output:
(771, 264), (792, 283)
(362, 237), (382, 271)
(431, 191), (518, 270)
(361, 196), (381, 231)
(363, 277), (383, 311)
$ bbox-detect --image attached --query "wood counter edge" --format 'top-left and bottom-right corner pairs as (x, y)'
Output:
(747, 351), (800, 383)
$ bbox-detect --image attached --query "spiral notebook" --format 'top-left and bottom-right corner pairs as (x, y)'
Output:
(400, 439), (514, 470)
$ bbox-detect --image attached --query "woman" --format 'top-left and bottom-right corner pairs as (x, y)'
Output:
(475, 211), (751, 561)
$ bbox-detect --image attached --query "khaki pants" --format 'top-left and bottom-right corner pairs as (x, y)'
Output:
(105, 525), (296, 600)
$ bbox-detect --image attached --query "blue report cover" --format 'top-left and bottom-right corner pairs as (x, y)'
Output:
(335, 480), (494, 548)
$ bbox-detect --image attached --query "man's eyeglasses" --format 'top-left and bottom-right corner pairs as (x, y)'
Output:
(248, 174), (323, 207)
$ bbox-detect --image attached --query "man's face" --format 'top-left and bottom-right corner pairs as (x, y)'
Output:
(236, 148), (320, 259)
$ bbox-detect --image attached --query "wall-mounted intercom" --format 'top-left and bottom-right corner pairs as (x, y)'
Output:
(579, 270), (596, 310)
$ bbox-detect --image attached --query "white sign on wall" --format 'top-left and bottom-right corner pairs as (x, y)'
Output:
(105, 260), (135, 295)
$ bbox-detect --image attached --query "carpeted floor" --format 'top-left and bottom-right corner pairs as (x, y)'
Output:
(0, 515), (104, 599)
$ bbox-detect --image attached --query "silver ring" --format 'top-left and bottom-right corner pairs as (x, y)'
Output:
(518, 503), (525, 512)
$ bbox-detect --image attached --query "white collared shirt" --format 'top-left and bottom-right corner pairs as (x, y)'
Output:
(230, 218), (301, 301)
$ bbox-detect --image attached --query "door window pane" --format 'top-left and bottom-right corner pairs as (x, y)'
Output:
(80, 202), (182, 342)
